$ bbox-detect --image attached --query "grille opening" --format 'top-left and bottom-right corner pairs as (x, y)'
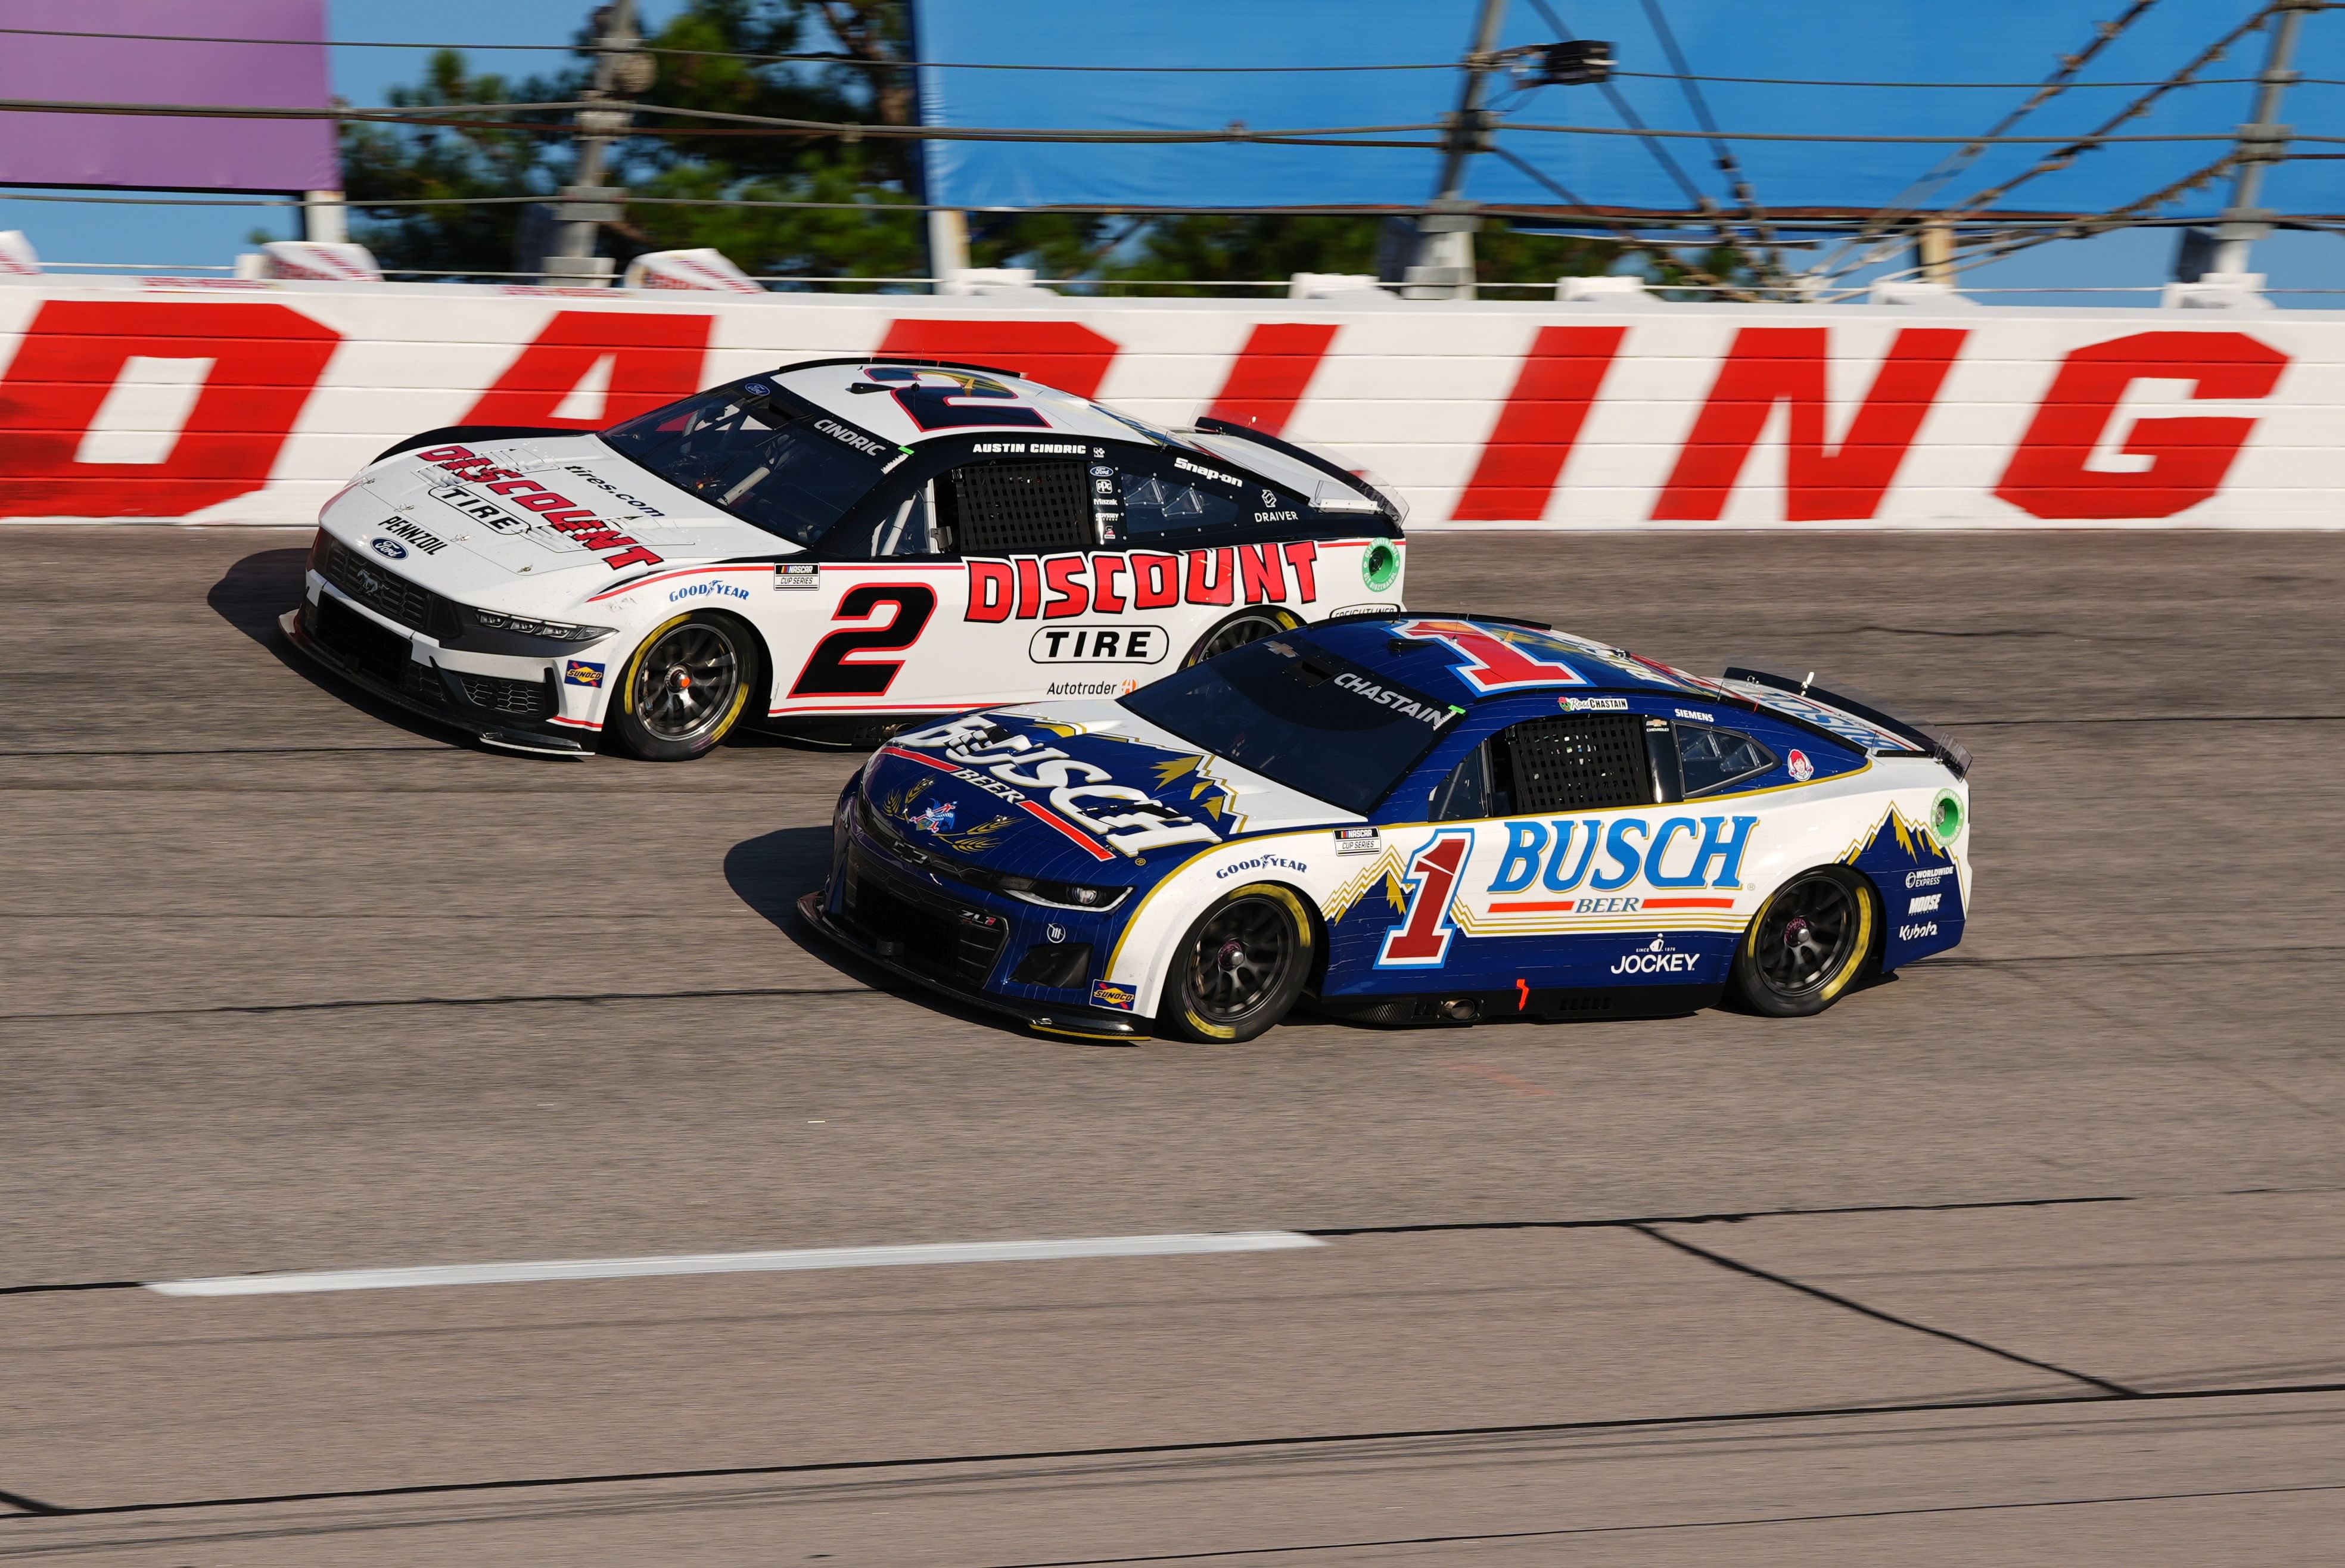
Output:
(1010, 942), (1093, 990)
(457, 670), (553, 717)
(944, 460), (1093, 555)
(842, 847), (1009, 988)
(1502, 713), (1650, 813)
(319, 539), (451, 635)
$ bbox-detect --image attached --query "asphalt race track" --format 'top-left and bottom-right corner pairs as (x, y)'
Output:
(3, 525), (2341, 1564)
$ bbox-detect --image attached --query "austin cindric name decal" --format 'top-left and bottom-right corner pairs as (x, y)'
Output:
(415, 445), (663, 571)
(963, 542), (1320, 622)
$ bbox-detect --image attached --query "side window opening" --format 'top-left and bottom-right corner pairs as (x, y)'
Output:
(1117, 460), (1246, 542)
(1498, 713), (1650, 813)
(1675, 723), (1778, 798)
(943, 459), (1093, 555)
(822, 479), (952, 559)
(1430, 738), (1516, 822)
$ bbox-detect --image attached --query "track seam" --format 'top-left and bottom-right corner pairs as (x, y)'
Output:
(966, 1482), (2345, 1566)
(4, 1382), (2337, 1521)
(1628, 1222), (2135, 1396)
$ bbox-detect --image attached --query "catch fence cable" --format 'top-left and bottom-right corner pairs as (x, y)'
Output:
(1822, 0), (2299, 285)
(1810, 0), (2170, 281)
(1635, 0), (1789, 281)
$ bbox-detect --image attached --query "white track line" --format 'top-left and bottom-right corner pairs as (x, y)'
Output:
(143, 1231), (1327, 1298)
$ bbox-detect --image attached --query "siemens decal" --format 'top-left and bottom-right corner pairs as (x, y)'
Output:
(1487, 815), (1758, 894)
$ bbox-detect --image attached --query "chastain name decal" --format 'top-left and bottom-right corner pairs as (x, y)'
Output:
(892, 717), (1220, 856)
(1333, 671), (1448, 727)
(415, 445), (663, 571)
(964, 543), (1321, 623)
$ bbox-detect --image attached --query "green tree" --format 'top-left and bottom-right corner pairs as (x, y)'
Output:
(342, 1), (1742, 291)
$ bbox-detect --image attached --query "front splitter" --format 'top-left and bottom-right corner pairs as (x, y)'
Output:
(795, 890), (1144, 1043)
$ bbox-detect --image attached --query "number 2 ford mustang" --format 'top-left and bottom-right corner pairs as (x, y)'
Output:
(281, 357), (1407, 758)
(798, 615), (1973, 1041)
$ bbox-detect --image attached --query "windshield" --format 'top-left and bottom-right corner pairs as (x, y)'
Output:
(1119, 635), (1456, 816)
(601, 387), (890, 546)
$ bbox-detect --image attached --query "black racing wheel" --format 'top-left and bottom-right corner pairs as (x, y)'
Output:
(1161, 883), (1315, 1043)
(1729, 866), (1878, 1018)
(1182, 606), (1299, 667)
(608, 612), (759, 762)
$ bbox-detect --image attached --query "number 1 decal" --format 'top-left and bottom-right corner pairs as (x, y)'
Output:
(1379, 829), (1475, 968)
(1394, 618), (1587, 692)
(789, 583), (938, 698)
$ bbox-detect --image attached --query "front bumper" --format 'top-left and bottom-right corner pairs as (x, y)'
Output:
(798, 814), (1147, 1041)
(282, 589), (594, 757)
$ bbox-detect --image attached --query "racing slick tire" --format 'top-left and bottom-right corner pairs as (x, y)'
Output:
(1160, 882), (1315, 1043)
(1728, 866), (1878, 1018)
(1182, 606), (1301, 668)
(608, 612), (761, 762)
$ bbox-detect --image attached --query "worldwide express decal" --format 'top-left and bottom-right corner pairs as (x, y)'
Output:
(413, 444), (664, 571)
(963, 542), (1325, 622)
(886, 716), (1222, 858)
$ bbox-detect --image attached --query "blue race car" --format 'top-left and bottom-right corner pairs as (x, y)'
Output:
(798, 613), (1971, 1043)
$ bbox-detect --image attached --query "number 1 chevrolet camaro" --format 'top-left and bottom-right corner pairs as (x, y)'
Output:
(282, 357), (1407, 757)
(799, 615), (1973, 1041)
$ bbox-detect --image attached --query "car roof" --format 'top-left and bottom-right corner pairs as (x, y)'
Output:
(762, 357), (1145, 447)
(1298, 614), (1722, 707)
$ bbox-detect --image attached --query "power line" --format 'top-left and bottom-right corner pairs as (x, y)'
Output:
(1812, 0), (2172, 279)
(0, 95), (2323, 148)
(0, 27), (1454, 71)
(0, 25), (2332, 89)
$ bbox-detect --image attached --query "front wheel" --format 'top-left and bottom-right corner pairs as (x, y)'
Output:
(607, 613), (759, 762)
(1728, 867), (1877, 1018)
(1182, 606), (1299, 668)
(1160, 883), (1315, 1043)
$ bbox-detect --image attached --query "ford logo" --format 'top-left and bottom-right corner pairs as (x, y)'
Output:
(369, 537), (408, 560)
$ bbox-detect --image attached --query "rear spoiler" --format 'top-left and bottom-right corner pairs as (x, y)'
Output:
(1721, 664), (1972, 779)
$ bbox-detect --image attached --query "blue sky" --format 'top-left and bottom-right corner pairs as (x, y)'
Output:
(0, 0), (2333, 303)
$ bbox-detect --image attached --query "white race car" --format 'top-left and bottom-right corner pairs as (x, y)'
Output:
(282, 357), (1410, 758)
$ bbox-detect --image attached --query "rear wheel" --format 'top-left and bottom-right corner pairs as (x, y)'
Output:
(1183, 606), (1299, 668)
(608, 613), (758, 762)
(1161, 883), (1314, 1043)
(1729, 867), (1877, 1018)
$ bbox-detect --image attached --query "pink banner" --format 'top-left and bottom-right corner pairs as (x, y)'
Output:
(0, 0), (335, 192)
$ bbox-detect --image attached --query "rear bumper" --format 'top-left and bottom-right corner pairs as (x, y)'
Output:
(795, 889), (1144, 1042)
(281, 598), (590, 757)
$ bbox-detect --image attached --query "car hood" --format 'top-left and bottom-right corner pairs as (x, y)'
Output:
(320, 434), (790, 611)
(860, 700), (1362, 886)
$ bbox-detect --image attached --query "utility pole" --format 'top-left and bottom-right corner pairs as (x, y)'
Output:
(1405, 0), (1512, 301)
(545, 1), (651, 285)
(2210, 0), (2314, 278)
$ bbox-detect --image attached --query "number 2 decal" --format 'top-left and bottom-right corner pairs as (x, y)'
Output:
(1379, 829), (1474, 968)
(789, 584), (938, 698)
